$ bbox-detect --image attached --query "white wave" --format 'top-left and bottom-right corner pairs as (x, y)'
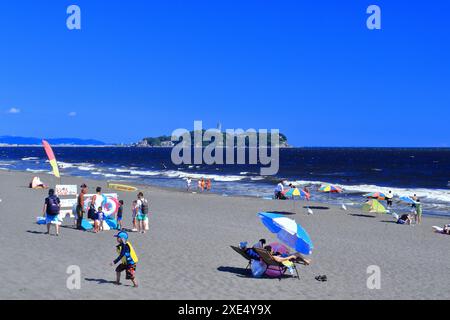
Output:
(25, 168), (48, 173)
(285, 179), (450, 204)
(57, 162), (76, 169)
(250, 177), (265, 181)
(162, 170), (244, 182)
(341, 184), (450, 203)
(78, 166), (96, 171)
(21, 157), (40, 161)
(103, 173), (120, 178)
(115, 168), (131, 173)
(129, 169), (160, 176)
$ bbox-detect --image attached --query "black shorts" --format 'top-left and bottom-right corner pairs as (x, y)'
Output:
(116, 264), (137, 280)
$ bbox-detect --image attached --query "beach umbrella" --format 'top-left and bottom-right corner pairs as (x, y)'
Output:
(283, 188), (310, 199)
(258, 212), (314, 255)
(269, 242), (290, 255)
(399, 196), (417, 205)
(362, 199), (387, 214)
(364, 192), (387, 200)
(318, 185), (342, 193)
(282, 187), (310, 212)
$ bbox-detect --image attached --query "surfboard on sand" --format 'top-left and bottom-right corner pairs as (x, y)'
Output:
(107, 183), (138, 192)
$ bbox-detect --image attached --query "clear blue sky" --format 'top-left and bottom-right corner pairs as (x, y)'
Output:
(0, 0), (449, 146)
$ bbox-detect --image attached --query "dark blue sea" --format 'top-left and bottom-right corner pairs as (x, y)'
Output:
(1, 147), (449, 217)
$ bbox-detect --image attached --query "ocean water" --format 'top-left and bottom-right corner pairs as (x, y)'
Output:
(1, 147), (449, 217)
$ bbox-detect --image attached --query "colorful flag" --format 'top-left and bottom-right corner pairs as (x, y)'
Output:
(42, 140), (60, 178)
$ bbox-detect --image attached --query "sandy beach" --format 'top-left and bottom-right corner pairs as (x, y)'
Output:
(0, 169), (449, 300)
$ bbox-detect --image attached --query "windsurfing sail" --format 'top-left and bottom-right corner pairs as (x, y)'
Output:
(42, 140), (60, 178)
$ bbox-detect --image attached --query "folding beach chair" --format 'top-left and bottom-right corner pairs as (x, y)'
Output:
(254, 248), (300, 280)
(230, 246), (253, 271)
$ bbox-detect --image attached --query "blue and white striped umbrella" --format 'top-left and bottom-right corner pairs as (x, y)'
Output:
(258, 212), (314, 255)
(400, 196), (416, 204)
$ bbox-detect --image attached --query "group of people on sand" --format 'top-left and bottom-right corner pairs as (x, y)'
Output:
(274, 181), (310, 200)
(186, 177), (212, 192)
(42, 183), (151, 236)
(239, 239), (311, 278)
(395, 194), (423, 225)
(41, 184), (141, 287)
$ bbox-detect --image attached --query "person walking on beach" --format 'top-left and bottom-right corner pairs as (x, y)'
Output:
(206, 179), (212, 191)
(110, 231), (139, 288)
(415, 199), (423, 224)
(274, 181), (285, 200)
(91, 187), (105, 215)
(94, 206), (104, 233)
(198, 178), (205, 192)
(116, 200), (124, 230)
(186, 178), (192, 191)
(42, 189), (61, 236)
(131, 200), (138, 232)
(137, 192), (149, 234)
(411, 194), (418, 209)
(76, 184), (88, 230)
(386, 190), (393, 208)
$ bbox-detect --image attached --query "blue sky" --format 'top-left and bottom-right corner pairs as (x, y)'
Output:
(0, 1), (449, 146)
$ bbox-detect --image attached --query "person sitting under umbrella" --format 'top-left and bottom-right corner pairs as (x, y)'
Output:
(239, 239), (267, 260)
(264, 245), (311, 266)
(263, 245), (311, 276)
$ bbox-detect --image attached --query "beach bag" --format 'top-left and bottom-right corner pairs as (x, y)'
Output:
(141, 199), (149, 215)
(47, 196), (60, 215)
(251, 260), (267, 278)
(87, 205), (96, 220)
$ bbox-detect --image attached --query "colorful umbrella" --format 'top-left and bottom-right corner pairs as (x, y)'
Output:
(318, 185), (342, 193)
(42, 140), (60, 178)
(282, 187), (311, 212)
(283, 187), (310, 200)
(258, 212), (314, 255)
(269, 242), (290, 256)
(364, 192), (387, 200)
